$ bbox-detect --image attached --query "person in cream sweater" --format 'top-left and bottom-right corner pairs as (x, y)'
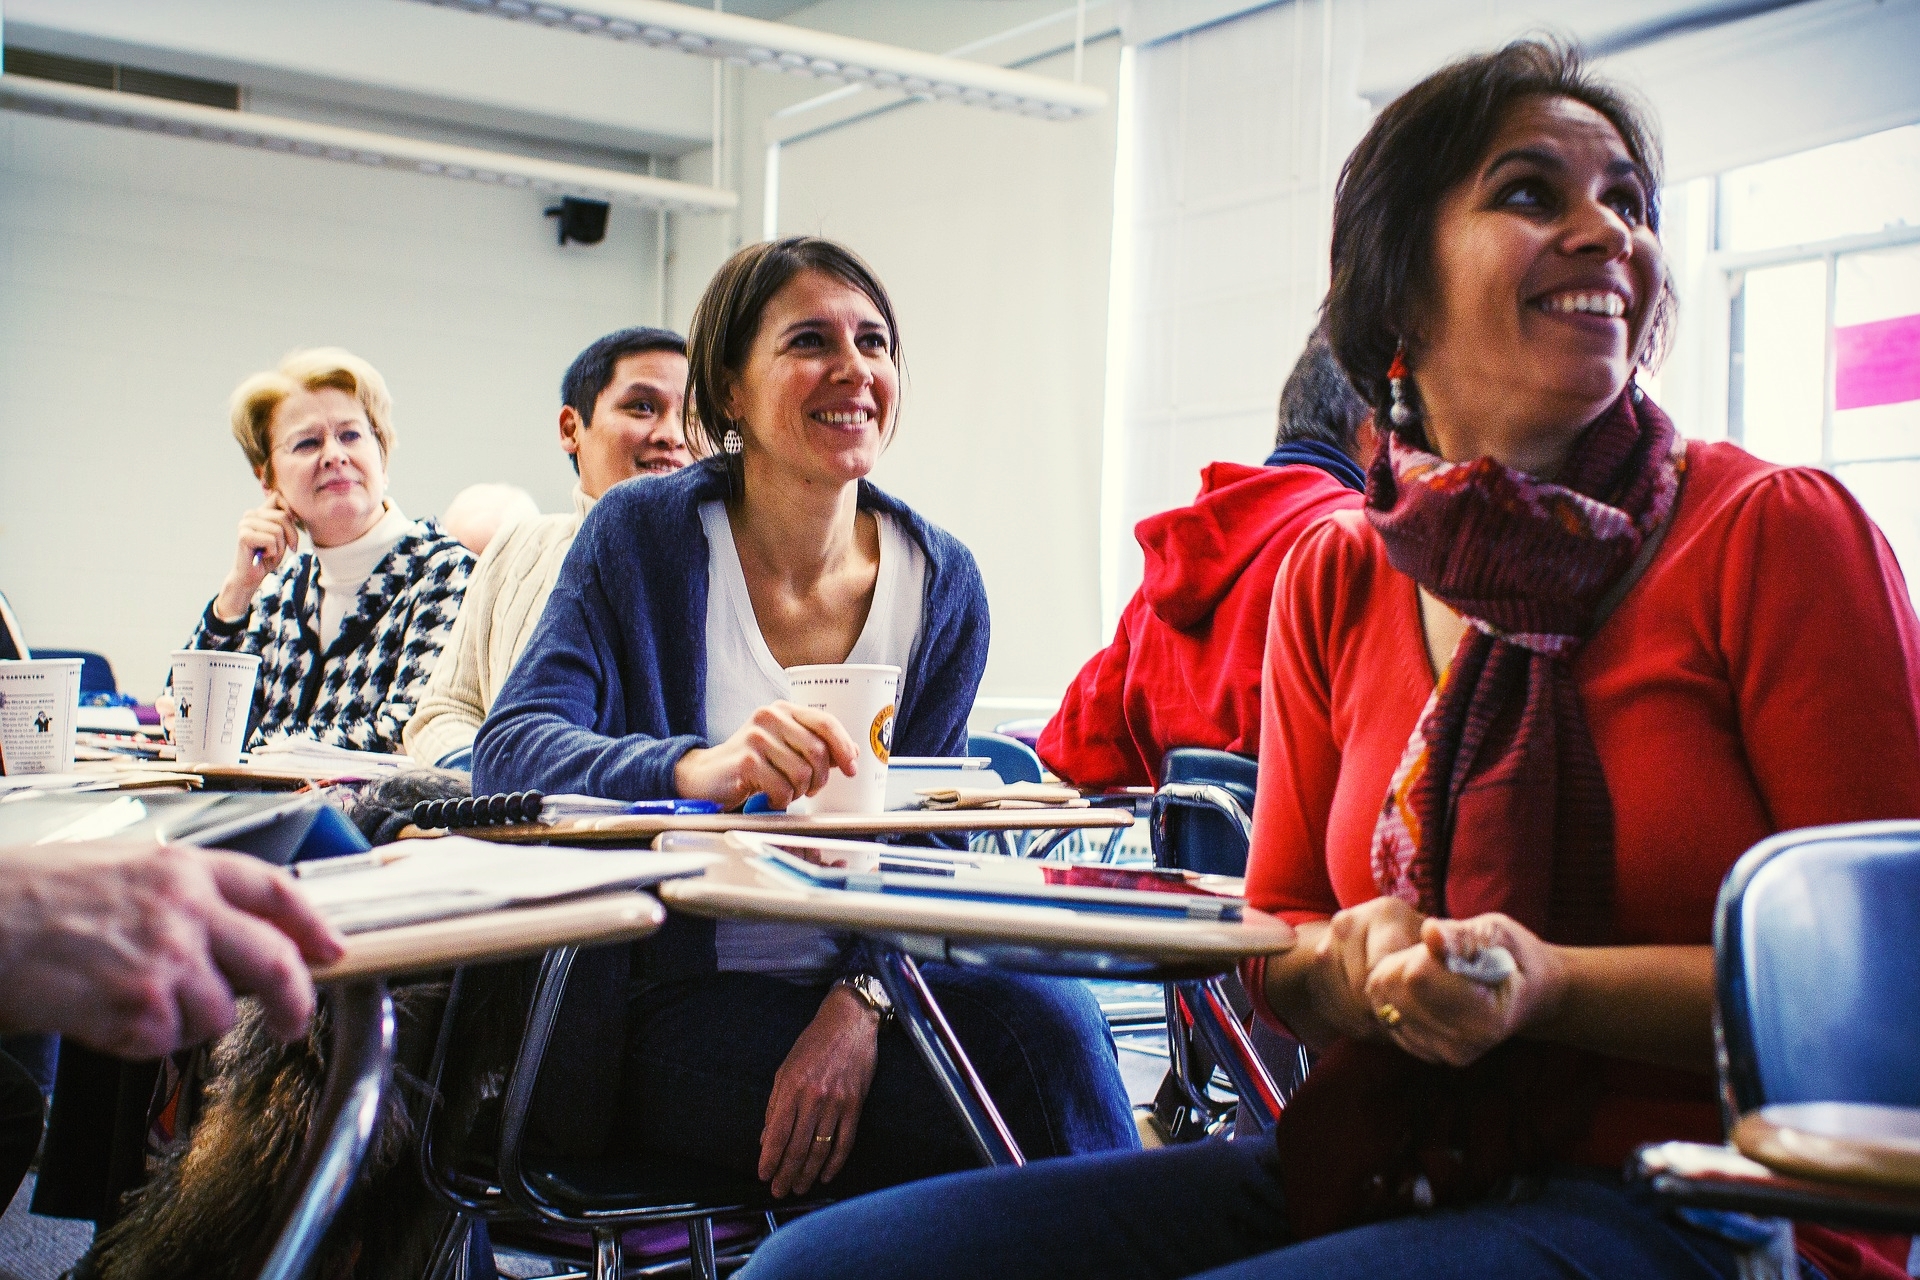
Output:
(405, 327), (690, 768)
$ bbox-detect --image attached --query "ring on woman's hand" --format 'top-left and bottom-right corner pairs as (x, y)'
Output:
(1374, 1002), (1403, 1028)
(812, 1133), (834, 1144)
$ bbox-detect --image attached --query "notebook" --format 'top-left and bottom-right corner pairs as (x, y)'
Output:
(729, 831), (1245, 921)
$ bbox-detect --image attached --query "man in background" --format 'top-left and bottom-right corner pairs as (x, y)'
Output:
(1039, 326), (1373, 790)
(405, 327), (690, 768)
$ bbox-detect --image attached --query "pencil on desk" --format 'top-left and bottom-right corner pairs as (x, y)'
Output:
(293, 849), (411, 879)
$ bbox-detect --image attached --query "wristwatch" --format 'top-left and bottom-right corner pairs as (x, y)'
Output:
(833, 973), (894, 1022)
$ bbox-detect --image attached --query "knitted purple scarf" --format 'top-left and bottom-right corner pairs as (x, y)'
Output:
(1365, 387), (1682, 943)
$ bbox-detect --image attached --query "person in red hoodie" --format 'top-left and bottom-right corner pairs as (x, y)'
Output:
(1038, 327), (1375, 790)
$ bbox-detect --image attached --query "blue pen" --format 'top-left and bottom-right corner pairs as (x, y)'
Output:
(625, 799), (723, 816)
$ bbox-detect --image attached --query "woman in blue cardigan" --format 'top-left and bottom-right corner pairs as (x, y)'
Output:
(477, 237), (1136, 1199)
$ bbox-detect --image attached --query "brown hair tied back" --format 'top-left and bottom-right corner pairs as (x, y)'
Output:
(1325, 37), (1675, 432)
(683, 236), (904, 491)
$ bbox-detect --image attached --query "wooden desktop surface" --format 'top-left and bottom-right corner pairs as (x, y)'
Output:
(400, 806), (1135, 844)
(311, 891), (666, 983)
(1734, 1102), (1920, 1194)
(657, 846), (1293, 968)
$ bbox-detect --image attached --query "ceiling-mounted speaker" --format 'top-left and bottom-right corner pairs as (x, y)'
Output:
(546, 196), (610, 245)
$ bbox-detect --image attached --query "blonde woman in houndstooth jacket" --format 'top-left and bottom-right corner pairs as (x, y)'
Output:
(175, 347), (472, 756)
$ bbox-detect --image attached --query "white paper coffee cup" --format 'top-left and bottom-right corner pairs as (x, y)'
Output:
(169, 650), (262, 765)
(0, 658), (84, 776)
(785, 663), (899, 814)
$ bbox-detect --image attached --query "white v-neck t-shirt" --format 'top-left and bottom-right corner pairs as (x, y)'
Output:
(697, 499), (926, 979)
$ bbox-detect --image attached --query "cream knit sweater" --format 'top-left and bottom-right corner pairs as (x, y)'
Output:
(404, 485), (595, 767)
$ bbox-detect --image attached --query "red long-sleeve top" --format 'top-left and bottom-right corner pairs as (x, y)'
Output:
(1243, 442), (1920, 1177)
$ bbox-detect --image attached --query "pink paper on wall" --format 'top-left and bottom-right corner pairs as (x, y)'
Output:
(1835, 313), (1920, 411)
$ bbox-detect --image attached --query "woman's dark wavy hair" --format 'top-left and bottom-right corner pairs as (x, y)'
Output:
(684, 236), (903, 480)
(1326, 37), (1675, 426)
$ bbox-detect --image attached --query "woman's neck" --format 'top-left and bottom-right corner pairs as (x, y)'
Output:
(1418, 380), (1621, 482)
(309, 502), (392, 551)
(727, 451), (862, 590)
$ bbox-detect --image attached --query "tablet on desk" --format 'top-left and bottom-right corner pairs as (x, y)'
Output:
(730, 832), (1246, 921)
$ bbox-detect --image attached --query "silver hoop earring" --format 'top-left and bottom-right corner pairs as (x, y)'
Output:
(722, 427), (743, 456)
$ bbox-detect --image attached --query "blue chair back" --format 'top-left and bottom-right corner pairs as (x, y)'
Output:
(1717, 820), (1920, 1114)
(1153, 748), (1258, 877)
(32, 648), (117, 695)
(967, 732), (1043, 785)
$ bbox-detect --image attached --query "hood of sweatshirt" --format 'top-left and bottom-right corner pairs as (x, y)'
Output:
(1138, 462), (1346, 631)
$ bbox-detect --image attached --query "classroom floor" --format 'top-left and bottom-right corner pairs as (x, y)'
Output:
(0, 1176), (88, 1280)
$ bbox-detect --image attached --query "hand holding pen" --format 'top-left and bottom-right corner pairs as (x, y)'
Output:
(214, 493), (301, 622)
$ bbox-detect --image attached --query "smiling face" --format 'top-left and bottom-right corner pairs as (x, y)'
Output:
(561, 348), (691, 498)
(265, 385), (388, 547)
(1414, 94), (1665, 474)
(723, 269), (896, 491)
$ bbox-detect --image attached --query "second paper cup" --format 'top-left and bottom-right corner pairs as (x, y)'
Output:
(169, 650), (262, 765)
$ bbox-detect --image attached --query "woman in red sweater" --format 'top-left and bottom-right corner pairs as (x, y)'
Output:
(739, 39), (1920, 1280)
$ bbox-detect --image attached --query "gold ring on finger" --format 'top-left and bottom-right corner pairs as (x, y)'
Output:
(813, 1133), (834, 1144)
(1374, 1002), (1402, 1028)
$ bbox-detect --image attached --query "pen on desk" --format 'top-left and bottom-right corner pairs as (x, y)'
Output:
(293, 849), (411, 879)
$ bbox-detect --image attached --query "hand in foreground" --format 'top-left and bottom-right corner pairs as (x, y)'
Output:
(0, 841), (345, 1059)
(758, 984), (881, 1198)
(214, 493), (302, 621)
(1363, 913), (1569, 1068)
(1298, 896), (1428, 1045)
(673, 701), (859, 811)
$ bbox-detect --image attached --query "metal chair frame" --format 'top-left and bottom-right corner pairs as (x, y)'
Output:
(1148, 762), (1292, 1137)
(416, 951), (815, 1280)
(253, 982), (397, 1280)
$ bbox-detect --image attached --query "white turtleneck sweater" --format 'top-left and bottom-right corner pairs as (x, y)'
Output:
(313, 503), (415, 650)
(403, 485), (596, 767)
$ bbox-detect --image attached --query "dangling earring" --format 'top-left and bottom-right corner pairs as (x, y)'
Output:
(721, 427), (744, 456)
(1387, 342), (1413, 427)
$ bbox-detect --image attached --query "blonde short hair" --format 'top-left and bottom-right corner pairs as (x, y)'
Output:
(229, 348), (394, 484)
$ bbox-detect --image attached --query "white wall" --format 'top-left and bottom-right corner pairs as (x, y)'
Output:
(0, 107), (674, 699)
(713, 1), (1126, 721)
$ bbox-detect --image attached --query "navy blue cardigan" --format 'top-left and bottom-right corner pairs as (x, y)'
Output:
(472, 462), (988, 1154)
(474, 457), (990, 800)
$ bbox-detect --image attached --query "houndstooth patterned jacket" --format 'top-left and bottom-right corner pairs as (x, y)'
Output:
(184, 522), (473, 755)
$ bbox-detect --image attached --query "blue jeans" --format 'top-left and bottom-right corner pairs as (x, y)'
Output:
(739, 1137), (1748, 1280)
(617, 965), (1138, 1195)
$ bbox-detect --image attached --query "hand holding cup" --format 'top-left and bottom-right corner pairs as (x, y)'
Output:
(673, 701), (860, 811)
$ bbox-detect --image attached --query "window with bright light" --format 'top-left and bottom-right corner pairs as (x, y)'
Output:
(1721, 124), (1920, 607)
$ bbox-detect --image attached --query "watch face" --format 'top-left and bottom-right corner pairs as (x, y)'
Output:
(846, 974), (892, 1016)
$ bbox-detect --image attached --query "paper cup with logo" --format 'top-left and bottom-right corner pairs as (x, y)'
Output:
(785, 663), (899, 814)
(169, 650), (262, 765)
(0, 658), (84, 776)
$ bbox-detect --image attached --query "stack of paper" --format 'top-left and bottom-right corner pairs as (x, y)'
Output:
(248, 737), (417, 779)
(292, 835), (718, 933)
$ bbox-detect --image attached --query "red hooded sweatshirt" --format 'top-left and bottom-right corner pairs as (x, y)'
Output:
(1038, 461), (1362, 789)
